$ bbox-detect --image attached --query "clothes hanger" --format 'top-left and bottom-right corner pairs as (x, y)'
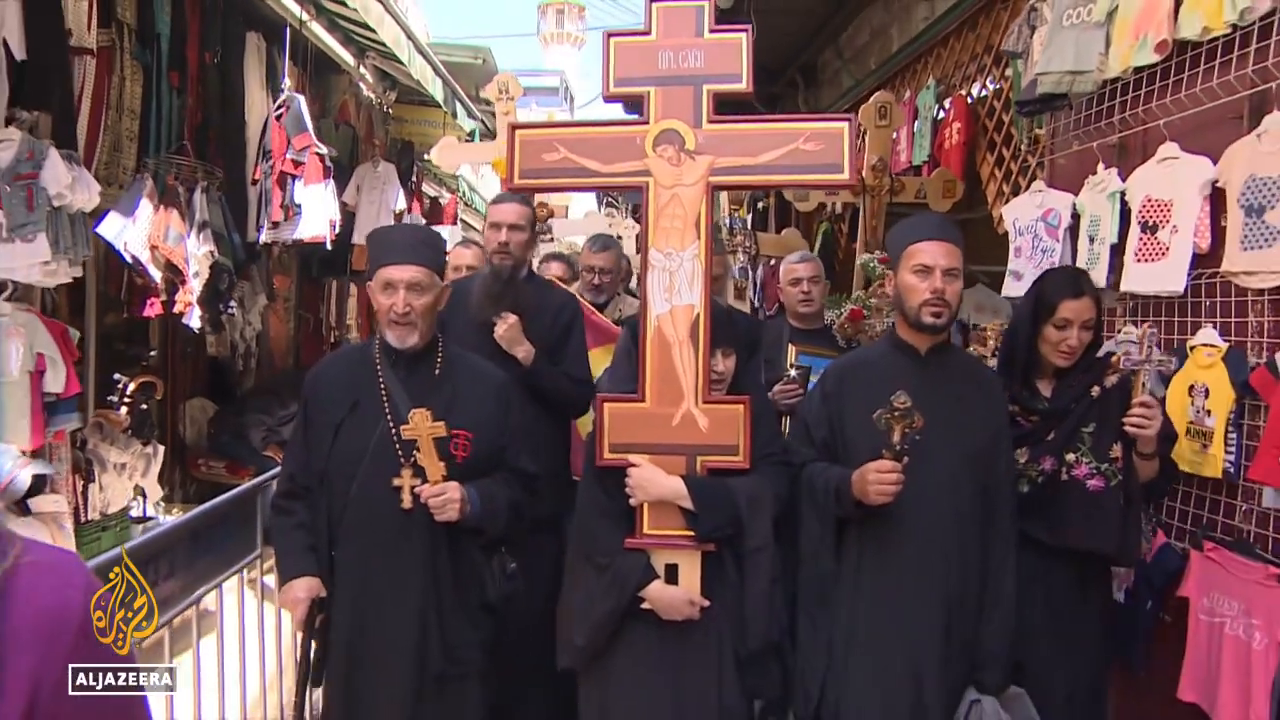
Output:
(1093, 143), (1106, 175)
(1152, 121), (1182, 162)
(1191, 524), (1280, 571)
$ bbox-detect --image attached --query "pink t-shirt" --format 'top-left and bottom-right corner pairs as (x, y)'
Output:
(1176, 542), (1280, 720)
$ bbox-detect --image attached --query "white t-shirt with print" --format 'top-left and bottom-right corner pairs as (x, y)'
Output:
(341, 160), (406, 246)
(1118, 148), (1215, 296)
(1215, 132), (1280, 290)
(1075, 167), (1125, 288)
(1000, 185), (1076, 297)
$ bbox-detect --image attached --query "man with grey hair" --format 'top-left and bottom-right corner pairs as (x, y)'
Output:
(761, 250), (848, 417)
(576, 232), (639, 324)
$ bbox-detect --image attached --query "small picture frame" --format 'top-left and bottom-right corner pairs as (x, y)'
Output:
(786, 343), (840, 391)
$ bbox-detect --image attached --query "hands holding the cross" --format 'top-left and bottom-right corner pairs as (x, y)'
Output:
(623, 455), (689, 508)
(493, 312), (536, 367)
(415, 482), (470, 523)
(1123, 395), (1164, 453)
(851, 458), (906, 506)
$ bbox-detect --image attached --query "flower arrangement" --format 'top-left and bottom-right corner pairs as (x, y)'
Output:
(825, 251), (891, 347)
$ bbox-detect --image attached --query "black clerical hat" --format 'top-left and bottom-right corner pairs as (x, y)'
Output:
(365, 224), (448, 279)
(884, 211), (965, 266)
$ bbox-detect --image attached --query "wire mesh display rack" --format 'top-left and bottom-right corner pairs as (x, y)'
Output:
(1041, 13), (1280, 557)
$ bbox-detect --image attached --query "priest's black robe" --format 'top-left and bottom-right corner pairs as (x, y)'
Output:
(440, 269), (595, 720)
(559, 316), (791, 720)
(269, 337), (538, 720)
(790, 331), (1017, 720)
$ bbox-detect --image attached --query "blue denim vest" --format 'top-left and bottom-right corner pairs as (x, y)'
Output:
(0, 133), (51, 242)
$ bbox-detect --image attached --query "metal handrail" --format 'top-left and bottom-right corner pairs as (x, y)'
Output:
(88, 469), (301, 719)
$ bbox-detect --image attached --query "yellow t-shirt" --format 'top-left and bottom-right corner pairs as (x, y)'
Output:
(1166, 343), (1235, 478)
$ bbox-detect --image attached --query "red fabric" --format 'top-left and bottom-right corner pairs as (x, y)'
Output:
(933, 94), (973, 179)
(1246, 363), (1280, 487)
(760, 259), (782, 316)
(29, 356), (46, 451)
(33, 315), (82, 399)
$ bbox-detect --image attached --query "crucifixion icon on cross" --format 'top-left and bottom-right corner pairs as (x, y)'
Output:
(504, 0), (856, 594)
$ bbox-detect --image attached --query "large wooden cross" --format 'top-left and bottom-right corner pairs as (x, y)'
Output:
(430, 73), (523, 175)
(506, 0), (855, 594)
(400, 408), (449, 484)
(781, 89), (965, 290)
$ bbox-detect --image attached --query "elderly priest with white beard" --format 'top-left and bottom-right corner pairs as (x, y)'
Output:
(270, 224), (539, 720)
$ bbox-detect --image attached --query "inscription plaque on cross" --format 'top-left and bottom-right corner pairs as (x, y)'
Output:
(400, 408), (449, 484)
(505, 0), (855, 594)
(430, 73), (523, 177)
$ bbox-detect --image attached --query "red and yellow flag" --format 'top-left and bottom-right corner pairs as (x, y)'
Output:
(553, 281), (620, 478)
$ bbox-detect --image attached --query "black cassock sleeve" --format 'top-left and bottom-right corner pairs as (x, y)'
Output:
(270, 376), (324, 586)
(974, 407), (1017, 696)
(789, 373), (867, 520)
(557, 433), (659, 670)
(520, 295), (595, 420)
(461, 380), (540, 540)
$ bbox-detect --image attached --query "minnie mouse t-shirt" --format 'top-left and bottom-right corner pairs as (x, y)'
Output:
(1118, 151), (1216, 296)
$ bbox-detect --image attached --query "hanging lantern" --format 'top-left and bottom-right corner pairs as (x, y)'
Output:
(536, 0), (588, 54)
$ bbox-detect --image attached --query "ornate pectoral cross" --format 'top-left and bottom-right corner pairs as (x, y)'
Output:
(874, 390), (925, 461)
(400, 408), (449, 485)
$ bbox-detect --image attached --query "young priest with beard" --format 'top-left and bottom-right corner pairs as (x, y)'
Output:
(560, 301), (791, 720)
(440, 192), (596, 720)
(270, 224), (539, 719)
(790, 212), (1017, 720)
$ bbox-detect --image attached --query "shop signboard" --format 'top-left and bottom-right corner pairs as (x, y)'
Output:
(391, 104), (465, 149)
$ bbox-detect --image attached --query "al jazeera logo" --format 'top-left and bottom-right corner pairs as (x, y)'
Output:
(68, 548), (177, 695)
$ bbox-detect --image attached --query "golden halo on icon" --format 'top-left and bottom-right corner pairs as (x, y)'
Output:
(644, 118), (696, 156)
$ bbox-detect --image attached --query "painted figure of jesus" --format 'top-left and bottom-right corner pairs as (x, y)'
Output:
(542, 120), (822, 430)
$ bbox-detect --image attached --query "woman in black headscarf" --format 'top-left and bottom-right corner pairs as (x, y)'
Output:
(559, 301), (791, 720)
(996, 266), (1174, 720)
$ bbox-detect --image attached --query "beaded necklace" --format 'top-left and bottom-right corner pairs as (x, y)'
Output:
(374, 335), (444, 509)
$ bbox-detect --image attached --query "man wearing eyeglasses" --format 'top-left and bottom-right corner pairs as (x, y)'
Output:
(575, 233), (639, 324)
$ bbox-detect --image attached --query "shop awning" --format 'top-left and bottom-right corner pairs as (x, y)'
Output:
(261, 0), (491, 137)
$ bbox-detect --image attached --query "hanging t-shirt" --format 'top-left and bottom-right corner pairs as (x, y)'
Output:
(1176, 542), (1280, 720)
(960, 284), (1013, 325)
(891, 91), (916, 174)
(934, 94), (972, 179)
(1074, 167), (1125, 287)
(1166, 329), (1235, 479)
(1175, 0), (1252, 40)
(1035, 0), (1112, 95)
(1118, 148), (1216, 296)
(1215, 132), (1280, 289)
(341, 159), (407, 246)
(1094, 0), (1175, 77)
(1246, 355), (1280, 489)
(912, 79), (938, 167)
(1000, 185), (1076, 297)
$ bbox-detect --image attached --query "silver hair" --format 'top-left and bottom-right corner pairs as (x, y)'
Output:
(581, 233), (624, 256)
(780, 250), (825, 279)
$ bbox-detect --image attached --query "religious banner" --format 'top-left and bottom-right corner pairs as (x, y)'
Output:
(569, 295), (622, 479)
(505, 0), (857, 593)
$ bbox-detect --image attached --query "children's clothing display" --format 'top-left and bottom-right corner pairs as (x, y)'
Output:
(0, 130), (99, 287)
(1094, 0), (1176, 77)
(934, 93), (973, 179)
(1246, 354), (1280, 489)
(1000, 182), (1076, 297)
(1166, 326), (1235, 479)
(1075, 166), (1126, 287)
(342, 157), (406, 246)
(1176, 542), (1280, 720)
(252, 92), (342, 247)
(1215, 124), (1280, 289)
(0, 302), (82, 452)
(1118, 143), (1216, 295)
(912, 78), (937, 167)
(1034, 0), (1112, 94)
(890, 91), (915, 174)
(1175, 0), (1253, 40)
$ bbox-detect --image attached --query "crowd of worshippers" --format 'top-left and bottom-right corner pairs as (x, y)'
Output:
(268, 194), (1173, 720)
